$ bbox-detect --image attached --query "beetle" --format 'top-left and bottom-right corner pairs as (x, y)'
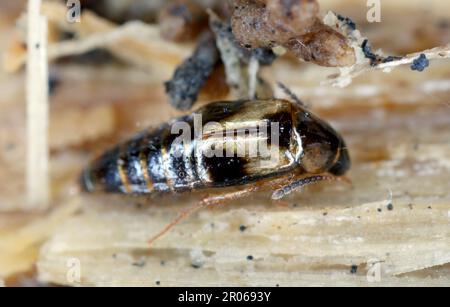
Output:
(80, 98), (350, 243)
(81, 99), (349, 195)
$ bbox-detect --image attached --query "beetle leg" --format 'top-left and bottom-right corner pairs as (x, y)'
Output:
(277, 82), (308, 108)
(272, 199), (291, 207)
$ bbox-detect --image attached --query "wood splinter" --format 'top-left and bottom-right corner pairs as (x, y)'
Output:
(26, 0), (50, 210)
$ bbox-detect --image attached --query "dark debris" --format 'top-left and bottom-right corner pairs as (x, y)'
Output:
(65, 49), (116, 65)
(361, 39), (403, 66)
(132, 260), (146, 268)
(411, 54), (429, 72)
(165, 32), (220, 110)
(48, 74), (60, 95)
(4, 142), (16, 151)
(438, 20), (449, 29)
(336, 14), (356, 31)
(250, 48), (277, 66)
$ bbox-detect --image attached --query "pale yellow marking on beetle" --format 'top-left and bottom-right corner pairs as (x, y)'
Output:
(160, 145), (175, 191)
(139, 149), (155, 193)
(117, 158), (132, 194)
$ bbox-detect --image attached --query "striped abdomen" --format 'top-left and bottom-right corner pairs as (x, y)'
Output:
(81, 124), (193, 194)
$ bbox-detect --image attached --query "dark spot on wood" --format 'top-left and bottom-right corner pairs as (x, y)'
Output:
(437, 20), (449, 29)
(132, 261), (146, 268)
(48, 74), (60, 95)
(323, 212), (328, 216)
(60, 31), (76, 40)
(156, 281), (161, 286)
(377, 208), (382, 213)
(160, 260), (166, 266)
(239, 225), (247, 232)
(5, 143), (15, 151)
(167, 3), (190, 19)
(387, 203), (394, 211)
(350, 265), (358, 274)
(247, 255), (254, 261)
(71, 49), (115, 64)
(135, 203), (143, 209)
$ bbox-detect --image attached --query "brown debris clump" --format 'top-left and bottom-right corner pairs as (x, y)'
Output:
(230, 0), (356, 67)
(159, 0), (208, 42)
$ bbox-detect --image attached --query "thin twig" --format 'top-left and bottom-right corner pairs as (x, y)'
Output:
(26, 0), (50, 210)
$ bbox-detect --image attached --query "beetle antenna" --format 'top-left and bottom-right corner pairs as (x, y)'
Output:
(272, 174), (350, 200)
(277, 82), (307, 108)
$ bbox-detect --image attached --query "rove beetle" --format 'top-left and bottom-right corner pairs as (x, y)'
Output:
(80, 97), (350, 243)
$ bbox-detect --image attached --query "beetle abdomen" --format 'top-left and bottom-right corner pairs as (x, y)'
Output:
(82, 127), (172, 193)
